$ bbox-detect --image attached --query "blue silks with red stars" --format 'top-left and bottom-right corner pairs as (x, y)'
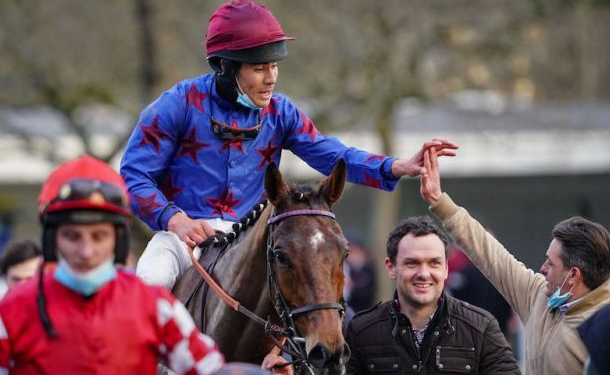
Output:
(120, 73), (399, 231)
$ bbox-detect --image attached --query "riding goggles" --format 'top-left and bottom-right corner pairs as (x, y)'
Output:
(54, 178), (128, 209)
(211, 117), (263, 140)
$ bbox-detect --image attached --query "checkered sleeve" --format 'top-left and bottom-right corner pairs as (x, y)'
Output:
(157, 295), (225, 375)
(0, 314), (10, 374)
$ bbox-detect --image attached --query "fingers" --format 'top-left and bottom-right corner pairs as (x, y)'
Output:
(422, 139), (459, 158)
(430, 145), (439, 170)
(423, 149), (431, 173)
(262, 353), (293, 375)
(181, 223), (214, 248)
(432, 138), (459, 149)
(200, 221), (217, 238)
(436, 149), (457, 157)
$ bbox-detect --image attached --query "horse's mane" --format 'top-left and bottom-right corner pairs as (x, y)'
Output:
(203, 183), (327, 248)
(203, 200), (269, 249)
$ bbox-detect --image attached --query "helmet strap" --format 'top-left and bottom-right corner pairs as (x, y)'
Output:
(215, 60), (240, 104)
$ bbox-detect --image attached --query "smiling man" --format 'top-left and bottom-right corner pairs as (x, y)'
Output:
(345, 216), (520, 375)
(120, 0), (458, 290)
(420, 148), (610, 375)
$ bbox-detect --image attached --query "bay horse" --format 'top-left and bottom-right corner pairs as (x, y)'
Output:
(173, 161), (350, 375)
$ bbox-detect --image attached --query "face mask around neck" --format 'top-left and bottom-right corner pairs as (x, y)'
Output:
(54, 256), (117, 296)
(235, 78), (262, 110)
(547, 269), (575, 309)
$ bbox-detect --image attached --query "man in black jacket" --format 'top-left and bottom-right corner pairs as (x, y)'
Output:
(345, 216), (520, 375)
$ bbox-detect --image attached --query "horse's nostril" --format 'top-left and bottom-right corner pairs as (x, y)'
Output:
(308, 344), (331, 368)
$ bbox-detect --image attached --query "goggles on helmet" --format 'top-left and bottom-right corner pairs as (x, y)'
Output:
(54, 179), (128, 209)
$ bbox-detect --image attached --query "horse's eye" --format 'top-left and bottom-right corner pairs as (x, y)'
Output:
(342, 249), (350, 262)
(274, 251), (290, 267)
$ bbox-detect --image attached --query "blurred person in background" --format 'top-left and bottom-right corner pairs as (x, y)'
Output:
(120, 0), (458, 290)
(344, 231), (377, 312)
(0, 239), (42, 299)
(446, 246), (513, 336)
(421, 148), (610, 375)
(0, 155), (224, 375)
(345, 216), (520, 375)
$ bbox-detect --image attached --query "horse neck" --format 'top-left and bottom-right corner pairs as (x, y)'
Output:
(214, 205), (272, 297)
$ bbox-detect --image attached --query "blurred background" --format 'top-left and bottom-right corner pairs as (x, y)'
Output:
(1, 0), (610, 346)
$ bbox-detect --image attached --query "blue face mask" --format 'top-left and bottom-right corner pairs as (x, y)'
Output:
(235, 78), (262, 110)
(547, 270), (575, 309)
(54, 257), (117, 296)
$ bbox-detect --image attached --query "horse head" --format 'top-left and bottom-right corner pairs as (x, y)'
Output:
(265, 160), (350, 375)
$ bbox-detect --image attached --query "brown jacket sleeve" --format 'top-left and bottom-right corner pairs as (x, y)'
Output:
(430, 193), (546, 323)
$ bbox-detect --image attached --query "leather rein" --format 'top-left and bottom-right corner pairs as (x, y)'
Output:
(186, 206), (345, 371)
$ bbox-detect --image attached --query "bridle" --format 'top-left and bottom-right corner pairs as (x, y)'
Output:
(186, 204), (346, 374)
(266, 209), (346, 373)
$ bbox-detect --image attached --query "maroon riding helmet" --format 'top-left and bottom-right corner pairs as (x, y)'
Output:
(205, 0), (294, 71)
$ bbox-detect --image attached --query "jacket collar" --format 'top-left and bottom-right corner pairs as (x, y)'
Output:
(566, 281), (610, 316)
(391, 290), (449, 331)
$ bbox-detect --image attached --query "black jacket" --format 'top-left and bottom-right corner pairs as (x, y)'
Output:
(345, 294), (520, 375)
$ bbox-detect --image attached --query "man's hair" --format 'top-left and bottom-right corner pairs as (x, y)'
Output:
(553, 216), (610, 290)
(0, 240), (42, 275)
(386, 216), (450, 264)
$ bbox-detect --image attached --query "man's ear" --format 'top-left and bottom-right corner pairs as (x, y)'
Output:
(569, 267), (582, 286)
(385, 258), (396, 280)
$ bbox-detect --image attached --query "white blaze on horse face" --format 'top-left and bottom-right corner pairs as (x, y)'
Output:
(309, 229), (325, 250)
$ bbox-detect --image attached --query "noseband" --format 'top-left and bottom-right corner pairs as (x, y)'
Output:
(266, 209), (346, 372)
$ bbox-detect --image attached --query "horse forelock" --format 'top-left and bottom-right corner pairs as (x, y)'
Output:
(273, 184), (330, 213)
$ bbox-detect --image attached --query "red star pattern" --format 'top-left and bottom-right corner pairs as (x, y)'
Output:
(297, 112), (320, 142)
(363, 172), (381, 189)
(138, 116), (170, 153)
(158, 172), (183, 202)
(261, 98), (278, 117)
(186, 84), (209, 113)
(178, 128), (209, 163)
(135, 193), (164, 221)
(206, 189), (242, 219)
(365, 153), (385, 163)
(256, 141), (280, 170)
(220, 121), (245, 153)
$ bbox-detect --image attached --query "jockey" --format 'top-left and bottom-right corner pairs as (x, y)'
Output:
(0, 155), (225, 375)
(121, 0), (458, 289)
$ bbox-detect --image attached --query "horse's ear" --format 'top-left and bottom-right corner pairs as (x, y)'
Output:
(319, 159), (346, 207)
(265, 162), (291, 206)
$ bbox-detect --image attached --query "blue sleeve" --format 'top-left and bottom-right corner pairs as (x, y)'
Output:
(120, 87), (187, 231)
(278, 98), (400, 191)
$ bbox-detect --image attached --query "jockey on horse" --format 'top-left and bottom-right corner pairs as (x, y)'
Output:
(121, 0), (458, 290)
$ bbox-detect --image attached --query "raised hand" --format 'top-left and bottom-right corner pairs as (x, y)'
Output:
(391, 138), (458, 178)
(420, 148), (443, 205)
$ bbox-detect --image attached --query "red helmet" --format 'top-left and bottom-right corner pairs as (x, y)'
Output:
(205, 1), (294, 64)
(38, 155), (131, 263)
(39, 155), (130, 218)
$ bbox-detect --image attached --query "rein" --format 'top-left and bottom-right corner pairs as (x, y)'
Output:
(186, 207), (345, 373)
